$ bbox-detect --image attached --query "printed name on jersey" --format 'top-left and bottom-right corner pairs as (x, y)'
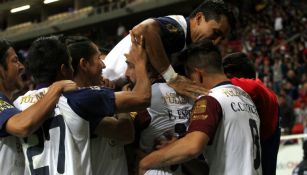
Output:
(0, 99), (14, 112)
(222, 88), (251, 100)
(168, 109), (191, 120)
(230, 102), (257, 115)
(19, 91), (46, 104)
(163, 92), (189, 104)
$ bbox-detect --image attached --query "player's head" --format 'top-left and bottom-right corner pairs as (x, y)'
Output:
(27, 36), (73, 84)
(189, 0), (236, 45)
(181, 39), (223, 83)
(222, 52), (256, 79)
(64, 36), (105, 86)
(0, 39), (25, 90)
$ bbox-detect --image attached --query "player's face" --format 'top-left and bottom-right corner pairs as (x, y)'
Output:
(0, 47), (25, 91)
(124, 60), (136, 87)
(85, 43), (105, 86)
(191, 13), (230, 45)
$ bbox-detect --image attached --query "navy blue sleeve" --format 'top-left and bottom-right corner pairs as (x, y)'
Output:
(154, 16), (186, 55)
(63, 87), (115, 132)
(0, 97), (21, 137)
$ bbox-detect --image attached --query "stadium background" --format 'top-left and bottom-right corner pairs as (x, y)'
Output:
(0, 0), (307, 174)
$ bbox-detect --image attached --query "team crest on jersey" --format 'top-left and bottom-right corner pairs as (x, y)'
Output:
(0, 99), (14, 112)
(166, 24), (179, 33)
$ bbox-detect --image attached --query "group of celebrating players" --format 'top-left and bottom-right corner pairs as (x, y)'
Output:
(0, 0), (280, 175)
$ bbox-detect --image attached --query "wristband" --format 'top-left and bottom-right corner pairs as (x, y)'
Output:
(162, 65), (178, 82)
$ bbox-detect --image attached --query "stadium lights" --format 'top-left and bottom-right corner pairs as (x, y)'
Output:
(44, 0), (60, 4)
(10, 5), (30, 13)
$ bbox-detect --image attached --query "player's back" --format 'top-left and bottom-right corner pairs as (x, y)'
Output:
(14, 87), (115, 175)
(204, 84), (262, 175)
(140, 83), (193, 175)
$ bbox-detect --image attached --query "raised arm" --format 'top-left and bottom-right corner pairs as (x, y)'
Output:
(132, 19), (170, 78)
(114, 33), (151, 113)
(5, 80), (77, 137)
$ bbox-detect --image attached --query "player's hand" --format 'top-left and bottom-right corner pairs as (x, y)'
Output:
(124, 31), (147, 65)
(100, 76), (115, 89)
(168, 75), (209, 100)
(50, 80), (77, 93)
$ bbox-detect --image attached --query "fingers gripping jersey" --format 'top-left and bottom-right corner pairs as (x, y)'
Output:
(202, 84), (262, 175)
(140, 83), (193, 175)
(13, 87), (115, 175)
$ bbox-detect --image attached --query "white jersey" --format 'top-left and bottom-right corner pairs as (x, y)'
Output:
(13, 87), (115, 175)
(0, 136), (25, 175)
(91, 137), (128, 175)
(102, 15), (188, 81)
(140, 83), (192, 175)
(203, 84), (262, 175)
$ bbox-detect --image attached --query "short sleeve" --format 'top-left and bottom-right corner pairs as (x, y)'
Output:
(0, 98), (21, 137)
(63, 87), (115, 132)
(187, 96), (222, 142)
(154, 16), (186, 54)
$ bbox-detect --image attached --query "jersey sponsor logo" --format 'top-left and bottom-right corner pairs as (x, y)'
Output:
(191, 114), (208, 121)
(230, 102), (257, 115)
(163, 92), (189, 105)
(192, 98), (207, 114)
(19, 91), (46, 105)
(0, 99), (14, 112)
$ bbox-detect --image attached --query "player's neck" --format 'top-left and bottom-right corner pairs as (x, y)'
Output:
(0, 82), (14, 100)
(202, 73), (228, 89)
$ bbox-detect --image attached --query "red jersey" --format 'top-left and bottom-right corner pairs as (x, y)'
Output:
(230, 77), (278, 140)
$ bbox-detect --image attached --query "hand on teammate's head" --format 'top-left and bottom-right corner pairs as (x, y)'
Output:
(124, 31), (147, 66)
(168, 75), (209, 100)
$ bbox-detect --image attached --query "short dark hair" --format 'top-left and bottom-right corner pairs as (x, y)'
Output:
(190, 0), (236, 34)
(181, 39), (222, 75)
(63, 36), (97, 76)
(0, 39), (13, 70)
(222, 52), (256, 79)
(26, 36), (71, 83)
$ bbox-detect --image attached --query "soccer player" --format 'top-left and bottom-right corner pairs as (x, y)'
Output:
(13, 34), (150, 175)
(0, 40), (76, 175)
(223, 52), (280, 175)
(138, 40), (262, 175)
(64, 35), (134, 175)
(125, 48), (193, 174)
(103, 0), (236, 98)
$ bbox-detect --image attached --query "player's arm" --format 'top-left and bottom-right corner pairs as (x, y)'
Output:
(5, 80), (76, 137)
(132, 19), (208, 99)
(95, 113), (134, 144)
(132, 19), (171, 79)
(114, 33), (151, 113)
(139, 131), (208, 175)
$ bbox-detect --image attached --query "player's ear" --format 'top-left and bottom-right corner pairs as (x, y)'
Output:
(79, 58), (88, 72)
(60, 63), (73, 80)
(195, 12), (204, 25)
